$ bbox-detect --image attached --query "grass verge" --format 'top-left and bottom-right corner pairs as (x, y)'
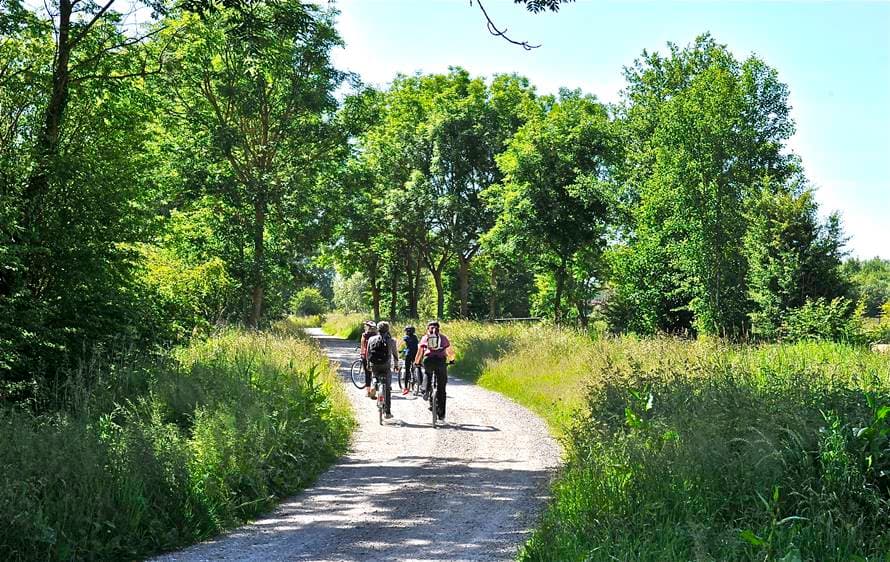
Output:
(321, 312), (365, 340)
(0, 329), (354, 561)
(428, 321), (890, 560)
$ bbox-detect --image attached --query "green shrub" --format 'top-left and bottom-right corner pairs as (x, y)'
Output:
(780, 297), (861, 343)
(289, 288), (328, 316)
(0, 330), (353, 561)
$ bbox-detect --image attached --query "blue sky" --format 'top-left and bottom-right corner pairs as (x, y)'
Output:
(329, 0), (889, 260)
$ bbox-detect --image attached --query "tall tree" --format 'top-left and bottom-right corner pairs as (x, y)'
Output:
(166, 1), (343, 326)
(488, 90), (618, 323)
(613, 34), (797, 336)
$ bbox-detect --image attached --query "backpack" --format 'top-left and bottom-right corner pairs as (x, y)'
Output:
(367, 334), (390, 365)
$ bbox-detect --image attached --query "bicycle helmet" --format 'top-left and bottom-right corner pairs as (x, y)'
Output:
(365, 321), (378, 333)
(426, 320), (440, 328)
(404, 325), (416, 334)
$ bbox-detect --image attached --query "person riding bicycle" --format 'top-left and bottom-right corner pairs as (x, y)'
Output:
(416, 320), (452, 421)
(367, 321), (399, 419)
(400, 325), (420, 395)
(360, 321), (378, 398)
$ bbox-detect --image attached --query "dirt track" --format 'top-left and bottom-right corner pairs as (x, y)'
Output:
(153, 329), (561, 562)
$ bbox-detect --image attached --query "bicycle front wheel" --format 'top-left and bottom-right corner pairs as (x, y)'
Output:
(398, 366), (408, 390)
(430, 387), (437, 428)
(350, 359), (366, 389)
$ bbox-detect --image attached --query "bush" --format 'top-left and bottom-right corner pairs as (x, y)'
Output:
(780, 297), (861, 343)
(289, 287), (328, 316)
(0, 330), (353, 561)
(140, 245), (237, 339)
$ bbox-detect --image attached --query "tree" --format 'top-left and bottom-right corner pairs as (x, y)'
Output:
(488, 90), (618, 323)
(613, 34), (798, 336)
(1, 1), (170, 400)
(744, 178), (848, 339)
(842, 258), (890, 318)
(165, 1), (344, 327)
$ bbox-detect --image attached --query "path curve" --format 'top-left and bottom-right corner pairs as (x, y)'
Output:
(154, 329), (561, 561)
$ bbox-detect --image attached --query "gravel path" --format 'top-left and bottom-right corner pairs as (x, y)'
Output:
(153, 329), (561, 562)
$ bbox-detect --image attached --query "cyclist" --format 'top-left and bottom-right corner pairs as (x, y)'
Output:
(366, 321), (399, 419)
(400, 325), (420, 395)
(416, 320), (452, 421)
(360, 321), (378, 398)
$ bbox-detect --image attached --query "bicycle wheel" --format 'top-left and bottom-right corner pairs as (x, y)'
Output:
(377, 381), (385, 425)
(350, 359), (366, 389)
(397, 366), (407, 390)
(430, 386), (437, 428)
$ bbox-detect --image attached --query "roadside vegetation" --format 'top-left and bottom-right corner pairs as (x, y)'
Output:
(416, 320), (890, 560)
(4, 0), (890, 559)
(0, 331), (353, 561)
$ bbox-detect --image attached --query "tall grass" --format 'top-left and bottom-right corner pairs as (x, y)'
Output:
(321, 312), (365, 340)
(420, 320), (890, 560)
(0, 330), (353, 561)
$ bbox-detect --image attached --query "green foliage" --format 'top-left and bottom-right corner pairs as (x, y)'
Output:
(745, 182), (848, 339)
(488, 90), (618, 323)
(289, 287), (328, 316)
(843, 258), (890, 318)
(332, 272), (369, 314)
(140, 246), (237, 338)
(779, 297), (861, 343)
(0, 330), (353, 561)
(613, 34), (799, 337)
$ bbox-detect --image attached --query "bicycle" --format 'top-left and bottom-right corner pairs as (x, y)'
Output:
(426, 360), (454, 428)
(428, 365), (439, 428)
(374, 367), (394, 425)
(398, 361), (422, 395)
(350, 350), (366, 389)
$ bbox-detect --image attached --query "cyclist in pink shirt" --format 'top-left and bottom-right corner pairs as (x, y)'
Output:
(415, 320), (452, 421)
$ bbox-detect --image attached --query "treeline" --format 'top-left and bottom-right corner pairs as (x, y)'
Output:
(338, 36), (859, 341)
(0, 0), (883, 405)
(1, 0), (347, 404)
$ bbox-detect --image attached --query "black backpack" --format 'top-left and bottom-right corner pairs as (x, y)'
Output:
(367, 334), (390, 365)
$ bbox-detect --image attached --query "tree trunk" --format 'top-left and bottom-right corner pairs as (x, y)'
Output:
(411, 254), (421, 318)
(488, 264), (497, 320)
(389, 262), (397, 321)
(367, 258), (380, 322)
(248, 196), (266, 328)
(18, 0), (73, 295)
(458, 257), (470, 319)
(371, 284), (381, 322)
(554, 257), (566, 324)
(25, 0), (72, 222)
(432, 268), (444, 320)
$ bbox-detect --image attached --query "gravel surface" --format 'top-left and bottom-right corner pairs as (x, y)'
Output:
(152, 328), (562, 562)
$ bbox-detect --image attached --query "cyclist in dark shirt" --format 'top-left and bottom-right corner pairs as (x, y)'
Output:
(400, 325), (420, 395)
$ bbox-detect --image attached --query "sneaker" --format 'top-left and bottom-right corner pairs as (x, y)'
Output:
(401, 388), (409, 396)
(384, 413), (393, 419)
(437, 415), (445, 422)
(421, 391), (429, 401)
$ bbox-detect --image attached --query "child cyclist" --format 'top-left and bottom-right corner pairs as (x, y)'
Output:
(400, 325), (420, 395)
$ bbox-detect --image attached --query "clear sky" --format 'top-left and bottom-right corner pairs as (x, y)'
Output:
(329, 0), (890, 260)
